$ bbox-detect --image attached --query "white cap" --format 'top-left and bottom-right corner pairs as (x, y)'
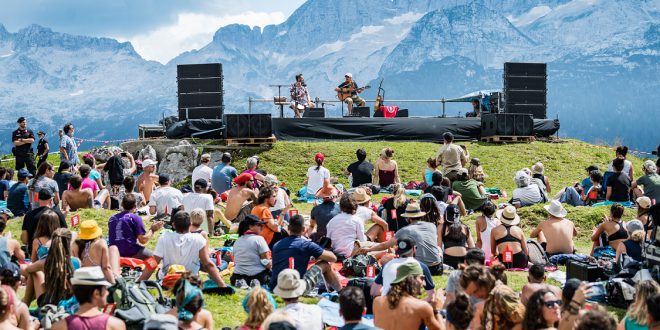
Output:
(142, 159), (157, 168)
(345, 73), (352, 78)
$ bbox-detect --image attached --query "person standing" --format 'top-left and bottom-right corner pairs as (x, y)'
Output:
(36, 131), (49, 169)
(436, 132), (467, 183)
(11, 117), (36, 176)
(59, 123), (79, 168)
(211, 152), (238, 194)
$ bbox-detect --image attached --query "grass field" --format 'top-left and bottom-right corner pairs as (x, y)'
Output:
(1, 139), (651, 327)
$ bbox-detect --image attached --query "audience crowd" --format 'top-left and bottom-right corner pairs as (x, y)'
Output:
(1, 117), (659, 330)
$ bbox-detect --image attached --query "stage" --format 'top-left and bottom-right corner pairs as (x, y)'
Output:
(272, 117), (560, 142)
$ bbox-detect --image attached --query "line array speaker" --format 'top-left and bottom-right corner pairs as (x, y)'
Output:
(504, 62), (546, 77)
(481, 113), (534, 137)
(178, 93), (223, 108)
(177, 63), (222, 79)
(178, 78), (223, 93)
(178, 107), (223, 120)
(504, 76), (546, 91)
(223, 114), (272, 139)
(177, 63), (224, 121)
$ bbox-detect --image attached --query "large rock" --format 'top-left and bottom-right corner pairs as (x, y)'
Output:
(137, 145), (157, 162)
(158, 140), (199, 183)
(89, 146), (123, 163)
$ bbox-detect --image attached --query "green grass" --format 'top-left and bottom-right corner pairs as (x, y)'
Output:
(3, 139), (648, 327)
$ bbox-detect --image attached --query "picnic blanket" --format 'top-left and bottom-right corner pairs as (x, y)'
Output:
(317, 298), (376, 327)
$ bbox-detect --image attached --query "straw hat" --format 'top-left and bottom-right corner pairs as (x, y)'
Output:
(544, 200), (568, 218)
(79, 220), (102, 240)
(497, 205), (521, 226)
(273, 269), (306, 299)
(352, 187), (371, 204)
(401, 203), (426, 218)
(315, 179), (339, 199)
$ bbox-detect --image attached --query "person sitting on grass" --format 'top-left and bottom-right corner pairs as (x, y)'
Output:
(304, 153), (330, 199)
(490, 205), (529, 269)
(607, 145), (634, 179)
(28, 228), (78, 307)
(451, 168), (488, 212)
(71, 220), (118, 284)
(272, 268), (324, 329)
(339, 286), (378, 330)
(467, 158), (486, 183)
(1, 263), (39, 330)
(632, 160), (660, 201)
(189, 208), (210, 244)
(327, 194), (369, 258)
(512, 170), (544, 207)
(231, 215), (272, 288)
(530, 200), (576, 256)
(183, 179), (215, 236)
(635, 196), (653, 238)
(358, 203), (444, 275)
(372, 262), (445, 330)
(606, 157), (631, 202)
(62, 175), (94, 212)
(591, 203), (628, 255)
(6, 169), (31, 217)
(373, 147), (400, 188)
(237, 286), (276, 330)
(109, 194), (163, 260)
(166, 273), (214, 330)
(309, 180), (340, 242)
(423, 157), (440, 187)
(615, 219), (645, 263)
(138, 211), (232, 293)
(51, 266), (125, 330)
(116, 176), (145, 211)
(148, 173), (183, 217)
(520, 263), (562, 304)
(345, 148), (373, 188)
(531, 162), (552, 194)
(382, 183), (411, 232)
(439, 205), (475, 269)
(224, 173), (258, 223)
(352, 187), (389, 242)
(78, 164), (110, 209)
(445, 293), (473, 330)
(617, 280), (660, 330)
(443, 248), (485, 308)
(252, 186), (287, 249)
(270, 214), (342, 294)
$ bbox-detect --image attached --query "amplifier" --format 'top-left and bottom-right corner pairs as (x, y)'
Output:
(350, 106), (370, 118)
(566, 259), (607, 282)
(303, 108), (325, 118)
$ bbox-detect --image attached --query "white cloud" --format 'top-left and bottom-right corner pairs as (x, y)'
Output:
(119, 11), (287, 64)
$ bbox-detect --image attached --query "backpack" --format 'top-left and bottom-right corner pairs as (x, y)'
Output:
(110, 278), (172, 329)
(526, 240), (550, 266)
(143, 313), (178, 330)
(607, 278), (636, 309)
(342, 254), (380, 277)
(39, 304), (69, 330)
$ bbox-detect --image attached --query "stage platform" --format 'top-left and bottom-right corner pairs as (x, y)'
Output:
(272, 117), (560, 142)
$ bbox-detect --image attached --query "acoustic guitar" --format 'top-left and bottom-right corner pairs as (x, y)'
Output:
(336, 85), (370, 101)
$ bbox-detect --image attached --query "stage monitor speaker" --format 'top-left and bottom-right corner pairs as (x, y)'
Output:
(178, 93), (223, 108)
(249, 114), (272, 138)
(177, 63), (222, 79)
(395, 109), (409, 117)
(481, 113), (533, 137)
(506, 90), (546, 105)
(506, 104), (547, 119)
(504, 76), (546, 91)
(352, 107), (370, 118)
(178, 107), (223, 120)
(178, 78), (223, 93)
(303, 108), (325, 118)
(504, 62), (547, 77)
(224, 114), (250, 139)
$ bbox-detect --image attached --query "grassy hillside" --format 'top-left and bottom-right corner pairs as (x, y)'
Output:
(2, 139), (650, 327)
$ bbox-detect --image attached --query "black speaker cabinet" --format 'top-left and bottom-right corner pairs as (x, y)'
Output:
(178, 93), (223, 108)
(506, 104), (547, 119)
(505, 90), (546, 105)
(224, 114), (250, 139)
(481, 113), (533, 137)
(178, 107), (223, 120)
(177, 63), (222, 78)
(504, 76), (546, 91)
(178, 78), (223, 93)
(504, 62), (547, 77)
(352, 106), (370, 118)
(395, 109), (409, 117)
(249, 114), (272, 138)
(303, 108), (325, 118)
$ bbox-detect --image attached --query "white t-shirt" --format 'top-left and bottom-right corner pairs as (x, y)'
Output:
(233, 234), (270, 276)
(355, 205), (373, 225)
(326, 212), (366, 257)
(607, 159), (633, 179)
(191, 164), (213, 185)
(148, 186), (183, 216)
(182, 193), (215, 232)
(272, 303), (324, 330)
(154, 232), (206, 278)
(380, 257), (422, 295)
(269, 187), (288, 212)
(306, 166), (330, 196)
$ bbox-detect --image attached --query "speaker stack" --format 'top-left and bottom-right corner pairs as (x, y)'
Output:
(177, 63), (224, 120)
(481, 113), (534, 137)
(503, 62), (547, 119)
(224, 114), (272, 139)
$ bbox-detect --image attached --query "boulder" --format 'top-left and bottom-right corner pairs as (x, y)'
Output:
(89, 146), (123, 163)
(137, 145), (157, 162)
(158, 140), (199, 183)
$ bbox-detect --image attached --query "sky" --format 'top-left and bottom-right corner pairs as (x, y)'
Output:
(0, 0), (306, 63)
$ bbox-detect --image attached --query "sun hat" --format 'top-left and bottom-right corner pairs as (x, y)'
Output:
(643, 160), (658, 173)
(234, 173), (253, 185)
(71, 266), (112, 287)
(79, 220), (102, 240)
(264, 174), (280, 186)
(497, 205), (521, 226)
(314, 152), (325, 162)
(637, 196), (652, 209)
(273, 269), (306, 299)
(396, 238), (415, 256)
(544, 200), (568, 218)
(391, 262), (423, 284)
(142, 159), (157, 168)
(352, 187), (371, 204)
(401, 203), (426, 218)
(344, 73), (352, 78)
(532, 162), (544, 175)
(315, 179), (339, 199)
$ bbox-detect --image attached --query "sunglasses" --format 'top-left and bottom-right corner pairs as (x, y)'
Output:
(543, 300), (562, 308)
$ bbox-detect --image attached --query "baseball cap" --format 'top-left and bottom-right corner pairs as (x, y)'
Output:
(344, 73), (352, 78)
(234, 173), (253, 185)
(17, 168), (33, 178)
(395, 238), (415, 256)
(142, 159), (157, 168)
(194, 178), (208, 189)
(16, 117), (25, 123)
(0, 263), (20, 281)
(315, 152), (325, 162)
(391, 262), (423, 284)
(244, 214), (267, 227)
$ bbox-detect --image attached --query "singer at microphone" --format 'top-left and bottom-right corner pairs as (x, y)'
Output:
(289, 73), (315, 118)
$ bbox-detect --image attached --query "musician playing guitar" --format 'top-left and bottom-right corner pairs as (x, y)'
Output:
(335, 73), (368, 115)
(290, 73), (315, 118)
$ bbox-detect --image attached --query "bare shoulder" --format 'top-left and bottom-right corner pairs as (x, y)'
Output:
(108, 315), (127, 330)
